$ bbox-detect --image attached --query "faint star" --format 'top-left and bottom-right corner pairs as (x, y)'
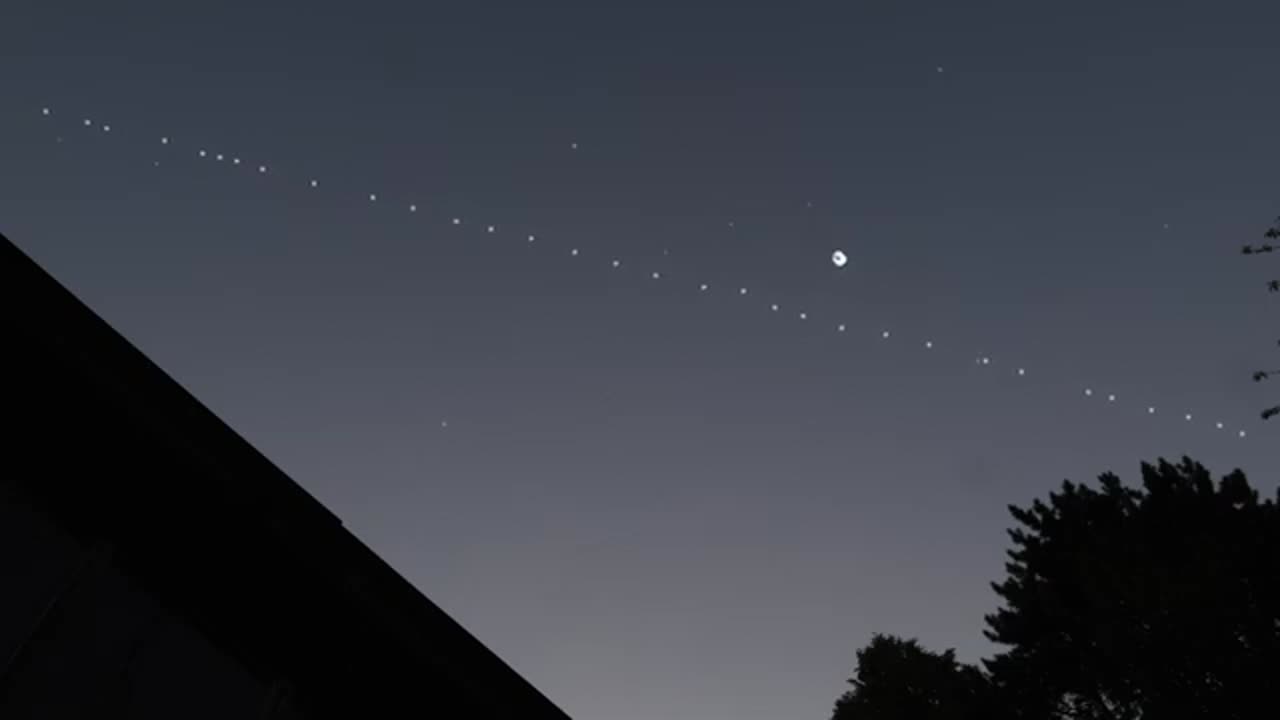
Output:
(409, 204), (417, 212)
(571, 248), (578, 256)
(310, 179), (318, 188)
(838, 324), (846, 332)
(41, 108), (50, 116)
(258, 165), (267, 174)
(452, 218), (461, 225)
(487, 225), (495, 233)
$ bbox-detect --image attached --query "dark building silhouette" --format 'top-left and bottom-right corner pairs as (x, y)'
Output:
(0, 232), (576, 719)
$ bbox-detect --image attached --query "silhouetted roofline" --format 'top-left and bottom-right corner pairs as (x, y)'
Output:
(2, 232), (574, 720)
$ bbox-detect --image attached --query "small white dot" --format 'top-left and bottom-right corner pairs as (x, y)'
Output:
(198, 150), (207, 157)
(452, 218), (462, 225)
(1148, 407), (1156, 414)
(83, 119), (91, 126)
(441, 421), (448, 428)
(409, 204), (417, 213)
(881, 330), (890, 339)
(216, 153), (225, 161)
(1107, 394), (1116, 402)
(799, 312), (807, 320)
(739, 287), (748, 295)
(232, 157), (241, 165)
(838, 324), (846, 332)
(41, 108), (50, 116)
(1017, 368), (1026, 376)
(570, 248), (578, 256)
(310, 179), (318, 188)
(924, 340), (933, 349)
(1185, 413), (1193, 421)
(161, 137), (169, 145)
(529, 235), (537, 243)
(1215, 421), (1224, 429)
(1239, 430), (1247, 438)
(982, 357), (990, 365)
(369, 193), (378, 202)
(1084, 388), (1093, 396)
(258, 165), (267, 174)
(652, 271), (661, 279)
(936, 66), (944, 73)
(612, 259), (620, 267)
(1163, 223), (1170, 229)
(152, 160), (160, 167)
(102, 125), (111, 133)
(771, 304), (779, 312)
(699, 283), (708, 291)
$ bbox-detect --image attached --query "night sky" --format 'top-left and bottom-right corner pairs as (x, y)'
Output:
(3, 2), (1278, 719)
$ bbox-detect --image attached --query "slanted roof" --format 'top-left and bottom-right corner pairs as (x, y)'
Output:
(1, 232), (575, 719)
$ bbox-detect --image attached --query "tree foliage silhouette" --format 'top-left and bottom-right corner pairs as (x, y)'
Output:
(830, 457), (1279, 720)
(830, 634), (994, 720)
(1243, 215), (1279, 420)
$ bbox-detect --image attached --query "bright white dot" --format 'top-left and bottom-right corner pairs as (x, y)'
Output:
(1239, 430), (1247, 438)
(739, 287), (748, 295)
(799, 312), (807, 320)
(41, 108), (50, 116)
(1148, 407), (1156, 414)
(441, 420), (448, 428)
(369, 193), (377, 202)
(198, 150), (207, 157)
(529, 235), (537, 243)
(652, 271), (661, 279)
(1107, 394), (1116, 402)
(232, 157), (241, 165)
(83, 119), (91, 126)
(215, 154), (224, 161)
(309, 179), (318, 188)
(1185, 413), (1193, 421)
(452, 218), (462, 225)
(981, 357), (990, 365)
(882, 330), (890, 339)
(161, 137), (169, 145)
(570, 142), (578, 150)
(487, 225), (496, 233)
(570, 248), (578, 256)
(258, 165), (267, 174)
(832, 250), (848, 268)
(924, 341), (933, 348)
(1215, 421), (1224, 429)
(1084, 388), (1093, 396)
(612, 259), (620, 267)
(102, 125), (111, 133)
(838, 324), (846, 332)
(409, 204), (417, 213)
(699, 283), (708, 291)
(771, 304), (780, 312)
(1017, 368), (1026, 376)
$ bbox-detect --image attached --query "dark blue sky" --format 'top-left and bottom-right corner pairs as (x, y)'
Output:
(2, 2), (1277, 719)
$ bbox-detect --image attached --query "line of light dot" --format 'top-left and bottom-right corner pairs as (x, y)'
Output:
(38, 106), (1251, 440)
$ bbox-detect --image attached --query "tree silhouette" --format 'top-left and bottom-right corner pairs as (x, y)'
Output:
(829, 457), (1279, 720)
(983, 457), (1280, 719)
(830, 634), (995, 720)
(1243, 216), (1279, 420)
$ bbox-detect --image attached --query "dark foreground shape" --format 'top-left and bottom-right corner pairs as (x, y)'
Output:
(0, 232), (574, 719)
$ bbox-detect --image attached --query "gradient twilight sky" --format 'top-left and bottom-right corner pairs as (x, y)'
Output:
(2, 2), (1278, 719)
